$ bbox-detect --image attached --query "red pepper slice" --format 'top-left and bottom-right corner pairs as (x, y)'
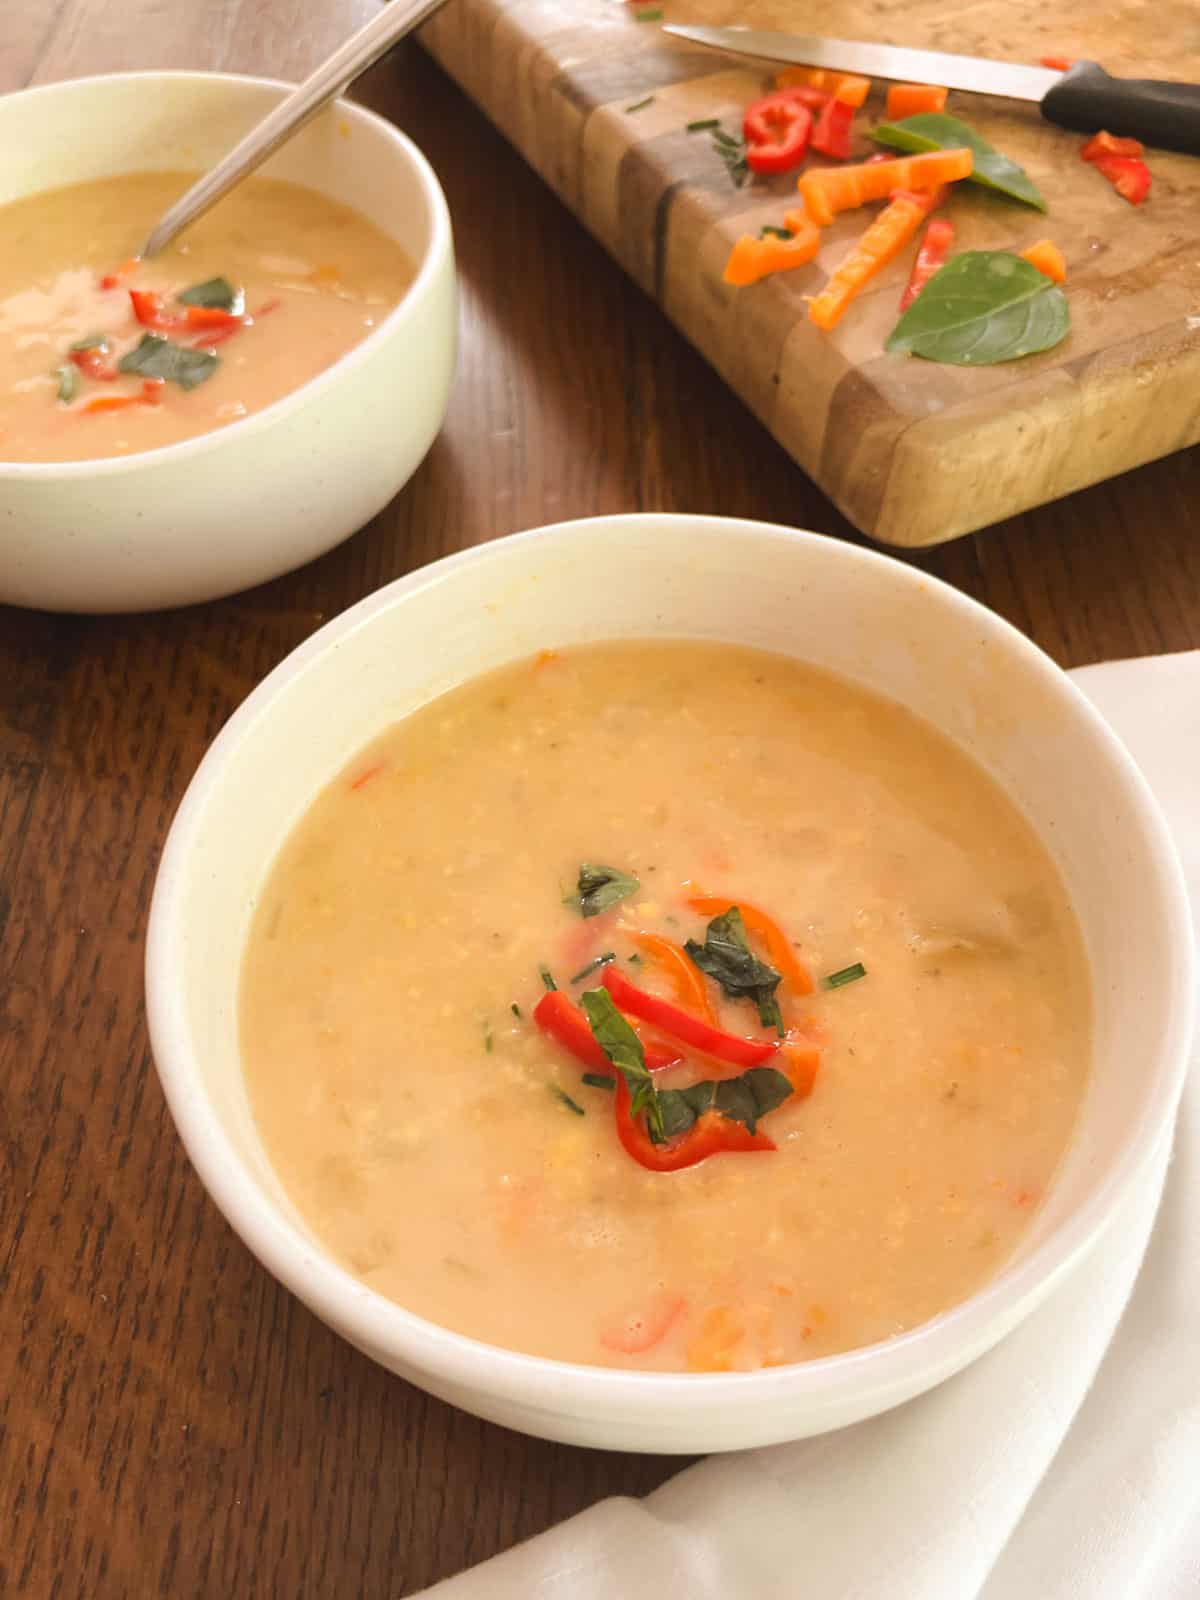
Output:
(1091, 153), (1151, 205)
(69, 346), (118, 381)
(810, 97), (855, 160)
(129, 289), (185, 332)
(183, 305), (244, 330)
(1080, 130), (1144, 162)
(899, 216), (955, 311)
(601, 966), (776, 1069)
(533, 990), (682, 1073)
(613, 1074), (775, 1172)
(742, 93), (813, 176)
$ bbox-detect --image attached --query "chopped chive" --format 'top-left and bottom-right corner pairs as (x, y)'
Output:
(822, 962), (867, 990)
(710, 127), (749, 186)
(511, 1002), (522, 1018)
(69, 333), (108, 353)
(628, 952), (643, 965)
(760, 225), (792, 240)
(687, 118), (720, 132)
(551, 1085), (585, 1116)
(634, 6), (663, 19)
(539, 965), (558, 992)
(626, 95), (655, 113)
(483, 1025), (494, 1053)
(582, 1073), (616, 1091)
(569, 951), (616, 984)
(54, 365), (78, 404)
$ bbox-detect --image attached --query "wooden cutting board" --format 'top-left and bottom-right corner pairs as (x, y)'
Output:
(418, 1), (1200, 546)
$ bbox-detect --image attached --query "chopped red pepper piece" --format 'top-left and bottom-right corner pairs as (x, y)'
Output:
(601, 966), (776, 1070)
(776, 85), (832, 114)
(183, 305), (244, 330)
(98, 256), (139, 291)
(533, 990), (681, 1073)
(742, 92), (813, 175)
(1091, 152), (1151, 205)
(129, 289), (185, 332)
(899, 216), (955, 310)
(1080, 129), (1145, 162)
(810, 97), (855, 160)
(1039, 54), (1074, 71)
(613, 1074), (775, 1172)
(69, 346), (117, 381)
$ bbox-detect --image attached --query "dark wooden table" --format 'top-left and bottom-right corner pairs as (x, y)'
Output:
(2, 4), (1197, 1595)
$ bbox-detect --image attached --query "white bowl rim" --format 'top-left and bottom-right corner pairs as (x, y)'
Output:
(0, 69), (452, 481)
(145, 514), (1197, 1411)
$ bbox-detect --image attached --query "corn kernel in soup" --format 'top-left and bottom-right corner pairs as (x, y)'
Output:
(240, 642), (1091, 1372)
(0, 172), (413, 461)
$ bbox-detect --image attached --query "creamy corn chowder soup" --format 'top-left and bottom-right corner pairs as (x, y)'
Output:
(240, 642), (1091, 1372)
(0, 172), (413, 461)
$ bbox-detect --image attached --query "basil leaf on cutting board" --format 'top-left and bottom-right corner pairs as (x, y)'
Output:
(871, 113), (1047, 211)
(887, 251), (1069, 366)
(569, 863), (641, 919)
(685, 907), (783, 1034)
(118, 333), (219, 390)
(657, 1066), (793, 1140)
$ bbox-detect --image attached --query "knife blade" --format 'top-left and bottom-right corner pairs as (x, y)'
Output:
(662, 25), (1200, 155)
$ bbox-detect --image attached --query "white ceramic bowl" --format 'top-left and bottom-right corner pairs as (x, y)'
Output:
(0, 72), (456, 613)
(145, 516), (1194, 1453)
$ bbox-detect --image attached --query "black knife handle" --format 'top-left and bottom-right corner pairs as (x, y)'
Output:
(1041, 60), (1200, 155)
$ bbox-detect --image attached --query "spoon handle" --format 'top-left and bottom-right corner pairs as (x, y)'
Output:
(142, 0), (450, 258)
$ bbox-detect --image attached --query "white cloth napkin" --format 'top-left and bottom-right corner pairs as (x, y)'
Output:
(422, 652), (1200, 1600)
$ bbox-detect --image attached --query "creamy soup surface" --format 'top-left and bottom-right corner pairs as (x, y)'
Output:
(241, 643), (1091, 1372)
(0, 172), (413, 461)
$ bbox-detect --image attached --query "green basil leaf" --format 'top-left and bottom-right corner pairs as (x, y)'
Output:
(55, 365), (78, 404)
(657, 1066), (793, 1139)
(685, 907), (783, 1033)
(887, 251), (1069, 366)
(657, 1080), (717, 1140)
(580, 987), (663, 1140)
(118, 333), (219, 391)
(177, 276), (243, 313)
(569, 863), (640, 919)
(871, 113), (1047, 211)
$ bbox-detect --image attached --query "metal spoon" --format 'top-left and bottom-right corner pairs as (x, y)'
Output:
(142, 0), (450, 259)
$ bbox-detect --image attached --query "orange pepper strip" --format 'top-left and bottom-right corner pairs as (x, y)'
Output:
(807, 191), (931, 331)
(885, 83), (949, 119)
(684, 890), (815, 997)
(80, 381), (163, 415)
(629, 931), (718, 1023)
(780, 1042), (821, 1099)
(798, 147), (971, 226)
(722, 217), (821, 287)
(775, 65), (871, 107)
(1019, 239), (1067, 283)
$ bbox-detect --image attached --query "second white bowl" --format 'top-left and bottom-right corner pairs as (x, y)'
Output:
(0, 71), (456, 613)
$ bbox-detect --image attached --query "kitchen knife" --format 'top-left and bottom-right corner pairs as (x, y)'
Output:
(662, 25), (1200, 155)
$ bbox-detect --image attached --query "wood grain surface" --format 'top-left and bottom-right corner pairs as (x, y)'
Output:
(421, 0), (1200, 545)
(0, 3), (1197, 1596)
